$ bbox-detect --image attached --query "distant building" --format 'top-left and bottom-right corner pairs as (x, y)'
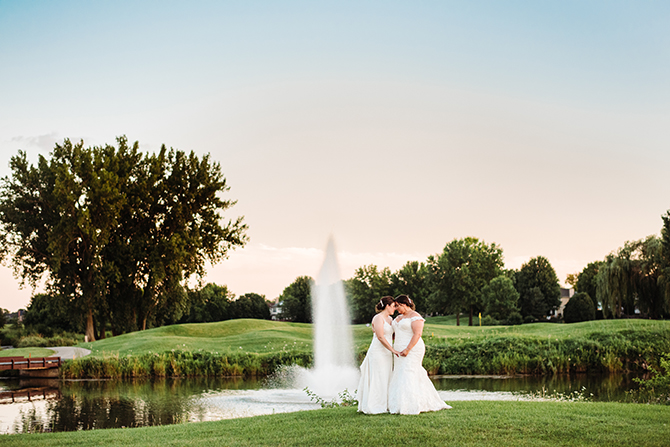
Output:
(556, 288), (574, 318)
(269, 300), (283, 320)
(6, 309), (26, 323)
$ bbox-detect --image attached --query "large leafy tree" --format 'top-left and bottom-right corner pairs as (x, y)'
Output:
(574, 262), (601, 307)
(481, 275), (519, 321)
(23, 293), (82, 336)
(279, 276), (314, 323)
(346, 265), (395, 324)
(426, 237), (504, 326)
(597, 235), (667, 319)
(231, 293), (271, 320)
(391, 261), (429, 314)
(515, 256), (561, 321)
(660, 210), (670, 310)
(0, 137), (247, 340)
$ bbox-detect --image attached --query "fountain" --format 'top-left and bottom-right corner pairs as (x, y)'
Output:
(302, 237), (359, 397)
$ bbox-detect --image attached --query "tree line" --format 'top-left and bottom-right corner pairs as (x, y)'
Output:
(280, 210), (670, 325)
(278, 237), (562, 326)
(568, 210), (670, 320)
(0, 137), (248, 341)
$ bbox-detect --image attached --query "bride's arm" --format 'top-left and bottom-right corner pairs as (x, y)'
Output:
(373, 316), (399, 355)
(400, 319), (424, 357)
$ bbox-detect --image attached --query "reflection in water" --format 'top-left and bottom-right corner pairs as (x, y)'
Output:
(0, 374), (642, 434)
(431, 373), (641, 402)
(0, 377), (262, 434)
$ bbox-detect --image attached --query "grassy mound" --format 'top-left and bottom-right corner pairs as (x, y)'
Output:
(3, 401), (670, 446)
(81, 319), (376, 357)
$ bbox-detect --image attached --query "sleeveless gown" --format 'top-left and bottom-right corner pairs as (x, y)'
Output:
(388, 316), (451, 414)
(356, 319), (394, 414)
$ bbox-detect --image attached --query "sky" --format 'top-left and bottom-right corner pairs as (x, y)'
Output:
(0, 1), (668, 310)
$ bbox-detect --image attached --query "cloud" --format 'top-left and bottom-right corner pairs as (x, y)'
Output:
(11, 132), (61, 151)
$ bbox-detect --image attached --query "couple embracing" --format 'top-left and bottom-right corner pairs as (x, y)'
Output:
(356, 295), (451, 415)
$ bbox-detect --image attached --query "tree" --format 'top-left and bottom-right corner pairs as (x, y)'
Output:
(481, 275), (520, 321)
(232, 293), (271, 320)
(182, 283), (233, 323)
(279, 276), (314, 323)
(597, 236), (667, 319)
(515, 256), (561, 320)
(0, 137), (248, 340)
(563, 292), (596, 323)
(23, 293), (82, 336)
(391, 261), (429, 314)
(660, 210), (670, 312)
(574, 262), (601, 307)
(426, 237), (504, 326)
(346, 265), (395, 324)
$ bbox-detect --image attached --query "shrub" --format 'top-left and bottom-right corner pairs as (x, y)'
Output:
(481, 315), (498, 326)
(564, 292), (596, 323)
(16, 333), (80, 348)
(505, 311), (523, 325)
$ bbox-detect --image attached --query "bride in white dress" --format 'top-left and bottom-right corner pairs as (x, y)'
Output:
(388, 295), (451, 415)
(356, 296), (400, 414)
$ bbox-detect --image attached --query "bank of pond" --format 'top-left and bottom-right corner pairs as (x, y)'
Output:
(60, 326), (670, 379)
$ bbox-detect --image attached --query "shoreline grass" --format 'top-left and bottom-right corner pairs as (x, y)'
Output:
(2, 401), (669, 446)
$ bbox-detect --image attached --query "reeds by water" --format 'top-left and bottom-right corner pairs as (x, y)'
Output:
(61, 327), (669, 379)
(423, 327), (670, 375)
(60, 350), (314, 379)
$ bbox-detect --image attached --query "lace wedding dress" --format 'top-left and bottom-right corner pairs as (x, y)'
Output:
(356, 319), (394, 414)
(388, 315), (451, 414)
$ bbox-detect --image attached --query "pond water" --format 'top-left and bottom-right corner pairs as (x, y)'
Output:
(0, 373), (642, 434)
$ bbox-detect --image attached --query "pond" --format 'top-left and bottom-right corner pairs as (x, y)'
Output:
(0, 373), (642, 434)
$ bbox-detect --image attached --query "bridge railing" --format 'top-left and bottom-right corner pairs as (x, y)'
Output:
(0, 356), (61, 370)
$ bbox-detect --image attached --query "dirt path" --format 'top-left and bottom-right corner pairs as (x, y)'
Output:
(49, 346), (91, 360)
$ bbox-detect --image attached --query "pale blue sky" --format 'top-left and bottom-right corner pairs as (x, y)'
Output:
(1, 1), (669, 309)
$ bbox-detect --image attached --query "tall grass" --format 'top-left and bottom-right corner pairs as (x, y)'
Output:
(60, 350), (314, 379)
(423, 327), (670, 375)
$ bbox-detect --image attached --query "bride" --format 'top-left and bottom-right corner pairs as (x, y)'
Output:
(356, 296), (400, 414)
(388, 294), (451, 414)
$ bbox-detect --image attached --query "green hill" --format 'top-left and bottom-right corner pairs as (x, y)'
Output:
(79, 317), (670, 358)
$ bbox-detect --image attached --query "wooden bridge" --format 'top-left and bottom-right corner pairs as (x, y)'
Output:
(0, 356), (61, 371)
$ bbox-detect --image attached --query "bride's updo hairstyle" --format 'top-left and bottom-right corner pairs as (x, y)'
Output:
(375, 296), (395, 313)
(395, 294), (416, 311)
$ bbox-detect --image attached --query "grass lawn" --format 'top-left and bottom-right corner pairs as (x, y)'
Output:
(3, 401), (669, 446)
(79, 319), (377, 356)
(78, 317), (670, 358)
(423, 316), (670, 340)
(0, 347), (55, 358)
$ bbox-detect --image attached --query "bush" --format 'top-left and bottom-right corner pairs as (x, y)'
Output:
(17, 333), (80, 348)
(481, 315), (498, 326)
(505, 311), (523, 325)
(564, 292), (596, 323)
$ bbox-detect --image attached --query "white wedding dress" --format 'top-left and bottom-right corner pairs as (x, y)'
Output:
(388, 315), (451, 414)
(356, 319), (394, 414)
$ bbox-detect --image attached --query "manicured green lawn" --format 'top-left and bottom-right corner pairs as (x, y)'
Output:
(79, 319), (344, 357)
(77, 318), (670, 358)
(0, 347), (55, 358)
(423, 317), (670, 340)
(3, 401), (669, 446)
